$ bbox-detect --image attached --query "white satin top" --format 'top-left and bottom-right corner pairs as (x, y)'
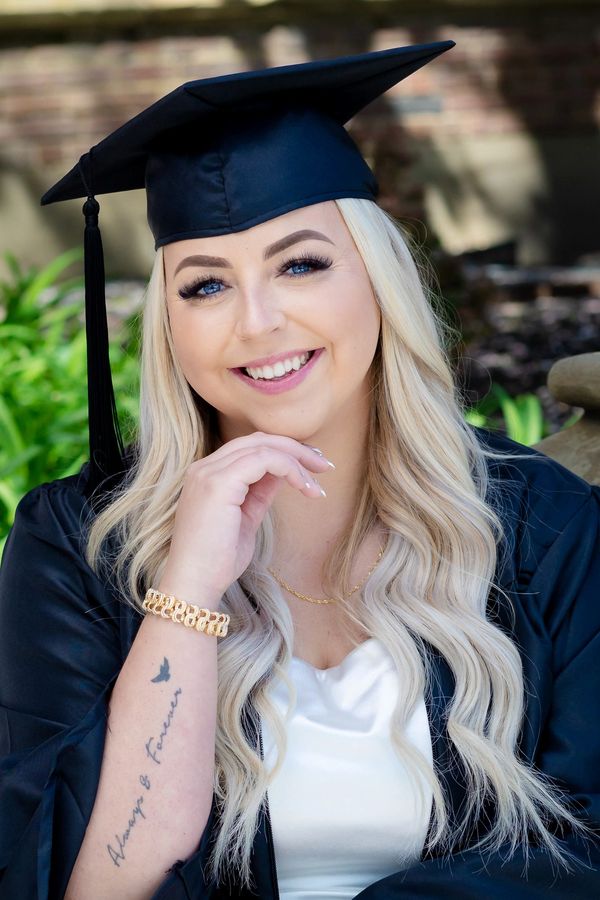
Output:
(260, 637), (434, 900)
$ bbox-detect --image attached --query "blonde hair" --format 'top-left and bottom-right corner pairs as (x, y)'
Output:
(85, 198), (593, 890)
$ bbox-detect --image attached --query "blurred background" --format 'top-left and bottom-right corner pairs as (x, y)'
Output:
(1, 0), (599, 544)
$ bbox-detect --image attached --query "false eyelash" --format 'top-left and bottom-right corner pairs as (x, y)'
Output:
(177, 252), (332, 301)
(177, 276), (223, 301)
(276, 251), (332, 276)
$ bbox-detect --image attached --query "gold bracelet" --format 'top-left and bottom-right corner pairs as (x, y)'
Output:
(142, 588), (230, 638)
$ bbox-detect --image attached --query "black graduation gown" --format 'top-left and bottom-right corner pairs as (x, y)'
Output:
(1, 426), (599, 899)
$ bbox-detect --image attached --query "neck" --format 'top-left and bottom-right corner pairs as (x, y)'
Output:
(270, 401), (372, 568)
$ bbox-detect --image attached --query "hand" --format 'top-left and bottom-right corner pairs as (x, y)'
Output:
(158, 432), (332, 608)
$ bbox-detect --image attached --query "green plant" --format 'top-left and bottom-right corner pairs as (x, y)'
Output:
(464, 383), (563, 444)
(0, 251), (140, 553)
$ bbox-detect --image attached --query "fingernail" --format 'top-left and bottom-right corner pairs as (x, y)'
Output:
(319, 487), (327, 497)
(306, 445), (335, 468)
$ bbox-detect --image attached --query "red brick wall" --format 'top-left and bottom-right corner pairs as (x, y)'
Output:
(1, 3), (598, 263)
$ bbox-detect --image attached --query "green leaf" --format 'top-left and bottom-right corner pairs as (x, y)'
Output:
(0, 324), (37, 342)
(0, 446), (41, 480)
(19, 248), (83, 315)
(0, 394), (24, 457)
(464, 409), (488, 427)
(0, 480), (21, 523)
(0, 248), (122, 541)
(520, 393), (544, 445)
(57, 452), (88, 480)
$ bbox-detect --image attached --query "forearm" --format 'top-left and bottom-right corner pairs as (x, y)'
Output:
(65, 596), (220, 900)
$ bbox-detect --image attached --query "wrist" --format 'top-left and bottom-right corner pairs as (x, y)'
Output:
(145, 587), (229, 637)
(156, 582), (224, 612)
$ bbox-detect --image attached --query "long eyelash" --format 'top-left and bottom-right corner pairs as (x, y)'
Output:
(177, 252), (332, 301)
(178, 276), (220, 300)
(275, 251), (332, 276)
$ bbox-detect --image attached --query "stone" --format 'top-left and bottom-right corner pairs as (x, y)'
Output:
(534, 353), (600, 485)
(546, 352), (600, 411)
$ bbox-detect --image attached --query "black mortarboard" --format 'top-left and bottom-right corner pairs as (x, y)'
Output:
(41, 40), (455, 498)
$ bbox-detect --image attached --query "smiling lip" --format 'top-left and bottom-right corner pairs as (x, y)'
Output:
(230, 348), (324, 394)
(235, 347), (317, 369)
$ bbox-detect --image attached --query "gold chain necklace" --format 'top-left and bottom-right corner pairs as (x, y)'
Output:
(268, 544), (385, 605)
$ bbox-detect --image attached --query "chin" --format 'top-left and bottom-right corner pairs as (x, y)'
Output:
(233, 412), (322, 446)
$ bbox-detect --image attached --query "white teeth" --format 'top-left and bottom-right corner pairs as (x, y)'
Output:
(245, 351), (311, 380)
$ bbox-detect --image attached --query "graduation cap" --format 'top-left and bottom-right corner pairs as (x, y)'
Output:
(41, 39), (455, 498)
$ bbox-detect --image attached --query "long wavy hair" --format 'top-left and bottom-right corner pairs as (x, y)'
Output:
(84, 198), (593, 890)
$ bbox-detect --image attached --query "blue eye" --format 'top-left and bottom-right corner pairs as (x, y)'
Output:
(177, 277), (224, 299)
(287, 259), (318, 276)
(278, 252), (333, 278)
(177, 252), (332, 301)
(199, 280), (221, 296)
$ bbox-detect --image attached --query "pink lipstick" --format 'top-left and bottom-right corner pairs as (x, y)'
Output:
(230, 348), (325, 395)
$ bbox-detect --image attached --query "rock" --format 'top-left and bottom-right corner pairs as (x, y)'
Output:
(534, 353), (600, 485)
(547, 352), (600, 411)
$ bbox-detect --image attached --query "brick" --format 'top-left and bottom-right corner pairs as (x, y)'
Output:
(0, 7), (596, 243)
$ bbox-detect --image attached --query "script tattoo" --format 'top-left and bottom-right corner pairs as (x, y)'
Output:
(106, 665), (182, 868)
(145, 687), (182, 764)
(106, 776), (151, 867)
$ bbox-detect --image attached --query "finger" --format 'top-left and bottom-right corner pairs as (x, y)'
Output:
(199, 445), (328, 494)
(241, 473), (282, 527)
(200, 431), (333, 472)
(210, 446), (326, 499)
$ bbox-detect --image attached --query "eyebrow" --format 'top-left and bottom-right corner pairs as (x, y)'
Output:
(173, 229), (334, 277)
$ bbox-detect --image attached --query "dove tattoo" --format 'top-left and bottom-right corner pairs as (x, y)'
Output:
(151, 656), (171, 682)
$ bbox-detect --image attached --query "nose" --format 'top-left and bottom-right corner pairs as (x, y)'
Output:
(234, 284), (286, 342)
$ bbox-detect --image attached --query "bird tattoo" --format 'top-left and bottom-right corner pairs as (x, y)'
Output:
(151, 656), (171, 682)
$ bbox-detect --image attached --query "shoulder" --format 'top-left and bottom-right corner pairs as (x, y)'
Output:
(471, 423), (596, 532)
(472, 424), (593, 497)
(10, 464), (92, 549)
(470, 425), (600, 601)
(2, 460), (115, 599)
(2, 456), (129, 604)
(0, 466), (130, 731)
(2, 460), (131, 644)
(8, 443), (137, 557)
(0, 461), (138, 666)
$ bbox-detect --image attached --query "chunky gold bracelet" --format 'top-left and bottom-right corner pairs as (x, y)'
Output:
(142, 588), (230, 637)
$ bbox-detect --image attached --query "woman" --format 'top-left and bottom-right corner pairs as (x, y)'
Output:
(0, 43), (599, 900)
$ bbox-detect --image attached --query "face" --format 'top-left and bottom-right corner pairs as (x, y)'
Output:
(163, 200), (381, 444)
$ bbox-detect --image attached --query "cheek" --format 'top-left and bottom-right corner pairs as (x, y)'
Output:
(168, 306), (217, 387)
(169, 309), (195, 371)
(332, 273), (380, 351)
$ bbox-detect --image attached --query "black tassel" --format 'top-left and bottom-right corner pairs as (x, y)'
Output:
(81, 193), (125, 499)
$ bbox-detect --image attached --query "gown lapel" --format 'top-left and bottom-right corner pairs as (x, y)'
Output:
(419, 643), (468, 858)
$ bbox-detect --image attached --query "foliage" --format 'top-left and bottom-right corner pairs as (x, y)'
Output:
(463, 383), (580, 445)
(0, 251), (140, 554)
